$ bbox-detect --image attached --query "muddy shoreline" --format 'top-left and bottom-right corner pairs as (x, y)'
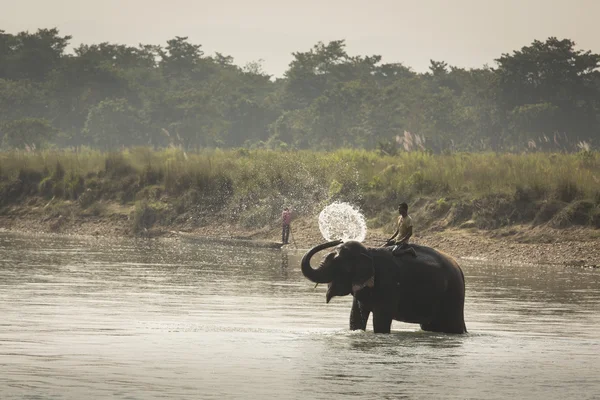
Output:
(0, 211), (598, 269)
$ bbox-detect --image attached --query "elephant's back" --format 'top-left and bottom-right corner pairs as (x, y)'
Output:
(405, 244), (462, 272)
(369, 244), (461, 273)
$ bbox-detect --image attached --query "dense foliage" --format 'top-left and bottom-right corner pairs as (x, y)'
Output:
(1, 28), (599, 152)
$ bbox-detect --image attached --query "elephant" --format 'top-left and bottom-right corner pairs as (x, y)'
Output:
(300, 239), (467, 334)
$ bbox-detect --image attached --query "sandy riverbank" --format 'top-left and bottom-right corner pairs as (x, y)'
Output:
(0, 210), (598, 269)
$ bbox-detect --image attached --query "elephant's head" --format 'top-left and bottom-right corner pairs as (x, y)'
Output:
(301, 240), (375, 303)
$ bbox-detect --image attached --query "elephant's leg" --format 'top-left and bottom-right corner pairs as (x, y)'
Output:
(440, 300), (467, 334)
(421, 297), (467, 334)
(349, 297), (370, 331)
(372, 310), (393, 334)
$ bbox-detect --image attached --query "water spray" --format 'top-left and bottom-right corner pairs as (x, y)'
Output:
(318, 201), (367, 242)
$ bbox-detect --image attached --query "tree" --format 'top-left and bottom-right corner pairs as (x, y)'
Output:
(83, 99), (146, 150)
(1, 118), (57, 149)
(494, 37), (600, 146)
(74, 42), (159, 70)
(47, 55), (137, 139)
(0, 79), (47, 122)
(159, 36), (205, 82)
(0, 28), (71, 81)
(283, 40), (380, 109)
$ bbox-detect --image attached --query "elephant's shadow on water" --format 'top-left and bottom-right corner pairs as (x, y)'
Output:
(323, 329), (468, 356)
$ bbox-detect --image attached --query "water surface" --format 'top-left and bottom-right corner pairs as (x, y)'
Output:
(0, 232), (598, 399)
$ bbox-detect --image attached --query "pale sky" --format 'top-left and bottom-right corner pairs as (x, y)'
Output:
(2, 0), (599, 77)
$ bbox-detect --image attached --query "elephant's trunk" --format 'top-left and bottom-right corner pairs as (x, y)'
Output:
(300, 240), (342, 283)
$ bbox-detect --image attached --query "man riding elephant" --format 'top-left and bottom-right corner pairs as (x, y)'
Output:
(385, 202), (417, 257)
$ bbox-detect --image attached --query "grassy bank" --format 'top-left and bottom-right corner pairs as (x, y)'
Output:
(0, 147), (599, 236)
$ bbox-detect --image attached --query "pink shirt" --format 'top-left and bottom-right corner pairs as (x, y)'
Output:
(282, 210), (292, 225)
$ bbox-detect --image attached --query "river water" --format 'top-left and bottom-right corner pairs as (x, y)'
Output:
(0, 232), (598, 399)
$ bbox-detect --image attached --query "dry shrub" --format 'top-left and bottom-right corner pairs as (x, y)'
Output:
(533, 200), (567, 226)
(550, 200), (595, 228)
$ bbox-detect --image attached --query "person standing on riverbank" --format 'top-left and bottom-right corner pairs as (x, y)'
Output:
(282, 207), (292, 244)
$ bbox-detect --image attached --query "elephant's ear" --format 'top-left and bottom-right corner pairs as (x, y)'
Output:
(352, 252), (375, 294)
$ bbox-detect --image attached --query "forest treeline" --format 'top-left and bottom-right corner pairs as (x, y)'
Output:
(1, 28), (599, 152)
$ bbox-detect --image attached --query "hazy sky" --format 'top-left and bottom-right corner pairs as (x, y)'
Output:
(2, 0), (599, 77)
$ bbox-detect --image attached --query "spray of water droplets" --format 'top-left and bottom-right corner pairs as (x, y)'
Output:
(318, 201), (367, 242)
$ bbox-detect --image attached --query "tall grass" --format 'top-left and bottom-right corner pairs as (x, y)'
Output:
(1, 147), (598, 229)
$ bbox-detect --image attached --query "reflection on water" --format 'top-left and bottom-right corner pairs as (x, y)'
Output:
(0, 232), (599, 399)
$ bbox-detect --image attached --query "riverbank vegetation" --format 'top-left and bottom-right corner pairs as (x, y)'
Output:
(1, 28), (599, 238)
(1, 148), (598, 235)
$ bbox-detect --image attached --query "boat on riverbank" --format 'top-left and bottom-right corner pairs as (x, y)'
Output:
(177, 231), (284, 249)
